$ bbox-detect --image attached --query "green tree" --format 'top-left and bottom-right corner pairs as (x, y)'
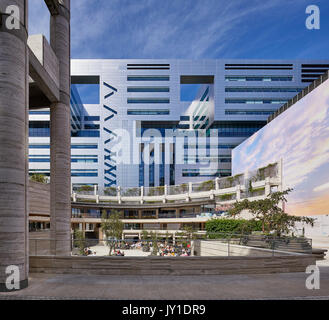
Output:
(228, 189), (314, 236)
(73, 229), (86, 255)
(150, 231), (159, 256)
(182, 225), (196, 241)
(30, 173), (48, 183)
(141, 230), (149, 241)
(101, 210), (124, 255)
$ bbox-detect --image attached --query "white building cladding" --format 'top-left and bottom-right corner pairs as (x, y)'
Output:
(28, 59), (329, 190)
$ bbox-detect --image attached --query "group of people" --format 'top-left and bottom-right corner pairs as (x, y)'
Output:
(114, 249), (125, 256)
(83, 247), (96, 256)
(157, 243), (191, 257)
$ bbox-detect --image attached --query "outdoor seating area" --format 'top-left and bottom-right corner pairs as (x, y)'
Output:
(73, 240), (193, 257)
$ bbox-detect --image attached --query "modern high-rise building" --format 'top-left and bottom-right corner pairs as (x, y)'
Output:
(28, 59), (329, 190)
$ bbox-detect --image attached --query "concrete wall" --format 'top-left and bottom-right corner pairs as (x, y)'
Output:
(29, 230), (53, 256)
(29, 181), (50, 216)
(29, 255), (315, 275)
(193, 240), (292, 257)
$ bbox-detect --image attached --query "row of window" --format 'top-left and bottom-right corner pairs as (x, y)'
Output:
(184, 144), (238, 149)
(127, 76), (170, 81)
(182, 169), (231, 177)
(140, 122), (264, 138)
(71, 130), (100, 137)
(180, 115), (207, 122)
(183, 156), (231, 164)
(127, 98), (170, 104)
(127, 109), (169, 115)
(29, 169), (98, 177)
(127, 87), (169, 92)
(225, 109), (276, 115)
(29, 130), (100, 138)
(225, 87), (303, 93)
(29, 144), (98, 149)
(225, 99), (288, 104)
(29, 111), (50, 115)
(29, 113), (100, 122)
(128, 75), (294, 82)
(29, 156), (98, 163)
(225, 76), (293, 82)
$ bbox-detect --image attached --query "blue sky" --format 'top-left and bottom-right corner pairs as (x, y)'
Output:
(29, 0), (329, 59)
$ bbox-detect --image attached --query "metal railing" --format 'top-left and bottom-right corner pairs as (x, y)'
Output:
(29, 232), (312, 257)
(72, 162), (281, 204)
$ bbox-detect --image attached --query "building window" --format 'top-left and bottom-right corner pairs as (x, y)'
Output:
(71, 144), (98, 149)
(127, 98), (170, 104)
(71, 75), (100, 104)
(127, 109), (169, 115)
(29, 121), (50, 137)
(84, 116), (100, 121)
(225, 76), (293, 82)
(180, 115), (190, 121)
(225, 87), (303, 93)
(127, 87), (169, 92)
(71, 130), (100, 137)
(127, 75), (170, 81)
(149, 144), (155, 187)
(71, 169), (98, 177)
(84, 124), (100, 130)
(225, 110), (276, 115)
(29, 144), (50, 149)
(225, 99), (288, 104)
(139, 143), (144, 187)
(29, 111), (50, 115)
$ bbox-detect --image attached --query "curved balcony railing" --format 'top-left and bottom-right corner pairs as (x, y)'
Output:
(71, 161), (282, 205)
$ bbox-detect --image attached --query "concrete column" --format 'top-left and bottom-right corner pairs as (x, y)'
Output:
(163, 184), (167, 203)
(49, 0), (71, 255)
(140, 186), (144, 204)
(236, 185), (241, 201)
(215, 177), (219, 190)
(0, 1), (29, 291)
(117, 186), (121, 204)
(98, 228), (103, 241)
(265, 177), (271, 196)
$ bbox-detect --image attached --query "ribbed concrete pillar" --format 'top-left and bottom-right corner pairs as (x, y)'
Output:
(49, 0), (71, 255)
(0, 0), (29, 291)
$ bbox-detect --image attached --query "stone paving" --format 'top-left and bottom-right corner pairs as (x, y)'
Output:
(0, 260), (328, 300)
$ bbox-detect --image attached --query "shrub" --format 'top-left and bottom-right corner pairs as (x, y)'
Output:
(205, 218), (262, 238)
(219, 193), (234, 201)
(30, 173), (48, 184)
(77, 185), (93, 192)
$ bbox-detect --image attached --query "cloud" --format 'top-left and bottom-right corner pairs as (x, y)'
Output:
(314, 182), (329, 193)
(233, 78), (329, 212)
(28, 0), (312, 59)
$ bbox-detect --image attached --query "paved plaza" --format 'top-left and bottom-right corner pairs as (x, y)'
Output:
(88, 245), (151, 257)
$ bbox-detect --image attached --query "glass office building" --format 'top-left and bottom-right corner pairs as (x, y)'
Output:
(28, 59), (329, 190)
